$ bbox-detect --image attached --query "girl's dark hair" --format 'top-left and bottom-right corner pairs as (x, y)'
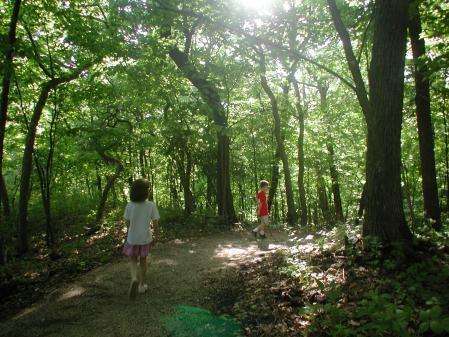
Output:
(259, 180), (269, 188)
(130, 178), (150, 202)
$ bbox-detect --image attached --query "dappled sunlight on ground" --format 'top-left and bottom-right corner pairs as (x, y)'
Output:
(12, 305), (39, 320)
(153, 258), (179, 266)
(57, 285), (87, 302)
(214, 238), (290, 266)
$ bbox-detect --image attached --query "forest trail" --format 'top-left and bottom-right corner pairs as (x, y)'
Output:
(0, 230), (291, 337)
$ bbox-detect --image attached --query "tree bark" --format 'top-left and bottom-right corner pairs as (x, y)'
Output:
(0, 0), (22, 219)
(409, 3), (441, 229)
(327, 0), (413, 244)
(259, 53), (296, 225)
(364, 0), (412, 242)
(167, 47), (235, 225)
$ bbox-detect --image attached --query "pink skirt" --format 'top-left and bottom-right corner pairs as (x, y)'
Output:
(122, 242), (154, 257)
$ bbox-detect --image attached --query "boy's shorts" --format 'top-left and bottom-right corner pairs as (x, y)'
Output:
(259, 215), (269, 226)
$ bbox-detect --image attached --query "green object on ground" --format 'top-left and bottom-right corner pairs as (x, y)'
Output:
(162, 305), (243, 337)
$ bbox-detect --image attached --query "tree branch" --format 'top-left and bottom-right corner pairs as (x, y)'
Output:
(22, 22), (53, 78)
(326, 0), (370, 117)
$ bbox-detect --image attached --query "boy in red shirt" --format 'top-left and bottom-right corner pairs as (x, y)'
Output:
(252, 180), (270, 239)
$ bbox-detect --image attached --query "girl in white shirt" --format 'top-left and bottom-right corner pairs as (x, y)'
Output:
(123, 179), (160, 300)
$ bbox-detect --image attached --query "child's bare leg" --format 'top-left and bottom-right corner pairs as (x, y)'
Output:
(129, 257), (139, 300)
(253, 218), (261, 235)
(139, 256), (147, 286)
(259, 217), (269, 237)
(130, 256), (138, 281)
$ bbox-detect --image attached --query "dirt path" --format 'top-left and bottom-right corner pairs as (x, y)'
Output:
(0, 230), (291, 337)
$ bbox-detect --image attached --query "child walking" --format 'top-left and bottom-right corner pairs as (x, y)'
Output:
(123, 178), (160, 300)
(253, 180), (270, 239)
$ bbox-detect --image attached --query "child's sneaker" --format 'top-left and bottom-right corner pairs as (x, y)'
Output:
(129, 280), (138, 300)
(138, 283), (148, 294)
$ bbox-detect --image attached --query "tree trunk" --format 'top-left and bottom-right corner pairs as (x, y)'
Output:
(364, 0), (412, 243)
(318, 83), (344, 222)
(168, 47), (235, 225)
(250, 128), (258, 191)
(139, 149), (146, 178)
(168, 160), (179, 208)
(409, 3), (441, 229)
(147, 150), (155, 201)
(356, 183), (367, 224)
(17, 83), (53, 254)
(316, 166), (332, 225)
(292, 80), (308, 226)
(17, 71), (85, 254)
(176, 151), (195, 215)
(35, 154), (55, 249)
(0, 0), (22, 220)
(0, 177), (10, 219)
(95, 152), (123, 225)
(327, 0), (413, 244)
(402, 162), (416, 232)
(442, 105), (449, 211)
(259, 53), (296, 225)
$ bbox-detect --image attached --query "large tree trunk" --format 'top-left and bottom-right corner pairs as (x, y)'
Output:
(364, 0), (412, 242)
(327, 0), (413, 244)
(409, 3), (441, 229)
(318, 83), (344, 222)
(292, 80), (308, 226)
(259, 54), (296, 226)
(0, 0), (22, 220)
(168, 47), (235, 225)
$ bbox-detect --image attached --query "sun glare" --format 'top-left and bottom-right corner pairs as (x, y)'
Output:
(234, 0), (274, 14)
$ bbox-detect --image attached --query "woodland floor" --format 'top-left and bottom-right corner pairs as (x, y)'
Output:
(0, 230), (291, 337)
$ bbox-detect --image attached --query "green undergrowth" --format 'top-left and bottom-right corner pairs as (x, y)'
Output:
(205, 225), (449, 337)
